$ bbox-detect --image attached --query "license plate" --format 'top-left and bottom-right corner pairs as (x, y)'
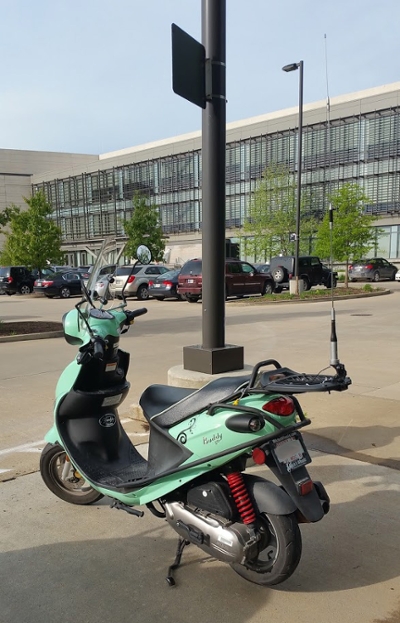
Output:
(153, 283), (161, 288)
(187, 279), (194, 284)
(269, 433), (311, 473)
(36, 282), (42, 286)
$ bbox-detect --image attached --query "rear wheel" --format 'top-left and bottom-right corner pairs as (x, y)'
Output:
(372, 271), (380, 282)
(274, 286), (283, 294)
(19, 284), (32, 295)
(40, 443), (104, 505)
(45, 294), (55, 298)
(230, 512), (302, 586)
(137, 284), (149, 301)
(186, 295), (200, 303)
(302, 277), (311, 291)
(154, 296), (165, 301)
(60, 286), (71, 298)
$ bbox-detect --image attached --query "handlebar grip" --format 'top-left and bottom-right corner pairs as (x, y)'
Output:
(93, 339), (104, 360)
(126, 308), (148, 323)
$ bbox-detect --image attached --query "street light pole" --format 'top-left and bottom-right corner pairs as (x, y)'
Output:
(282, 60), (304, 295)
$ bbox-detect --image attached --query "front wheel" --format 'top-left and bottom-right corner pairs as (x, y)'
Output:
(40, 443), (104, 505)
(263, 281), (274, 295)
(230, 512), (302, 586)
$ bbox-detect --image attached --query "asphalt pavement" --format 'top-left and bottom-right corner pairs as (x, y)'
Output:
(1, 287), (400, 623)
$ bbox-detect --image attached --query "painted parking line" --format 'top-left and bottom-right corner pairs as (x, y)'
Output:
(0, 440), (45, 457)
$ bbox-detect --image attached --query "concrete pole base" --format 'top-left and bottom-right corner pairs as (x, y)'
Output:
(289, 278), (304, 295)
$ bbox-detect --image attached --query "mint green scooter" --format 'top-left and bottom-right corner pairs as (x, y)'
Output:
(40, 239), (351, 587)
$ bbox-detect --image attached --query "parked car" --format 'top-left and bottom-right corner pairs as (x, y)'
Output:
(177, 258), (275, 302)
(90, 275), (114, 299)
(348, 258), (398, 282)
(49, 265), (74, 272)
(31, 267), (56, 280)
(0, 266), (35, 295)
(395, 269), (400, 282)
(148, 269), (183, 300)
(78, 265), (93, 272)
(254, 263), (270, 274)
(33, 271), (89, 299)
(269, 256), (337, 292)
(82, 264), (117, 292)
(109, 264), (170, 300)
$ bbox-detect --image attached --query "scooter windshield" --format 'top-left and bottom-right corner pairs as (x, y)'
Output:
(81, 237), (125, 313)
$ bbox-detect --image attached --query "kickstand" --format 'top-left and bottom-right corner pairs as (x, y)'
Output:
(166, 537), (190, 587)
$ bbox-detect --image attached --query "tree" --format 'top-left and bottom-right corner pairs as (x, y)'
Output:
(0, 191), (64, 271)
(0, 205), (20, 234)
(123, 194), (165, 262)
(314, 183), (376, 287)
(243, 163), (318, 260)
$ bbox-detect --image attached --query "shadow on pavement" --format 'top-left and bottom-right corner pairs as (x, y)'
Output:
(305, 426), (400, 470)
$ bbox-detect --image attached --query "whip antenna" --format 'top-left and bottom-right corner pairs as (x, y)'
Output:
(324, 34), (343, 373)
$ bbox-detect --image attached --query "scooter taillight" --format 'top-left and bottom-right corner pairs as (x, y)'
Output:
(262, 396), (295, 416)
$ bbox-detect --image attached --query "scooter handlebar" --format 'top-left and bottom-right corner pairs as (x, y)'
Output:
(125, 308), (148, 324)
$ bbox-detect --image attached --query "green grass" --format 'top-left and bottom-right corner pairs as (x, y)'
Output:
(246, 285), (382, 304)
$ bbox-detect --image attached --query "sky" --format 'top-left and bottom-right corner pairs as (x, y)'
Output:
(1, 0), (400, 155)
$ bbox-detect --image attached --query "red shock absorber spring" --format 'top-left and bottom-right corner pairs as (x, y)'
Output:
(226, 472), (256, 525)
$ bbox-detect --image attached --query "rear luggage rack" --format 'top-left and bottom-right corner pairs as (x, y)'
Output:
(247, 359), (352, 395)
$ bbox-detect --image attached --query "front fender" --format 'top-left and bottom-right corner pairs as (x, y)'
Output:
(243, 474), (297, 516)
(44, 425), (61, 445)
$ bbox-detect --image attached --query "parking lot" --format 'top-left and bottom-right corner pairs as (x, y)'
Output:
(1, 287), (400, 622)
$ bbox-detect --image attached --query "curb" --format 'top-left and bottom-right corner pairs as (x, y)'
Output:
(0, 330), (64, 344)
(237, 288), (391, 306)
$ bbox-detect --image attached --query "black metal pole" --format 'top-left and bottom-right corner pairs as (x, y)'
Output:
(294, 60), (304, 293)
(182, 0), (243, 373)
(201, 0), (226, 349)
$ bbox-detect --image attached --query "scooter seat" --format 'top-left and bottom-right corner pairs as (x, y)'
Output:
(139, 375), (250, 429)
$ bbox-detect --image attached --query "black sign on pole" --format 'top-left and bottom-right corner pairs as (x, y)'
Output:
(171, 23), (206, 109)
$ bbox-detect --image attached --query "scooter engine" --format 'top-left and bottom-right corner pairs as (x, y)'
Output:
(164, 501), (255, 564)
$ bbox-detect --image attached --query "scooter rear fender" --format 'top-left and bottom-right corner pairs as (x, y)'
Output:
(243, 474), (297, 516)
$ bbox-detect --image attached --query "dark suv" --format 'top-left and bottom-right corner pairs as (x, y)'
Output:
(269, 256), (337, 292)
(177, 258), (275, 302)
(0, 266), (35, 295)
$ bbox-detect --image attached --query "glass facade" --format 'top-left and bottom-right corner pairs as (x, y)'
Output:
(35, 105), (400, 259)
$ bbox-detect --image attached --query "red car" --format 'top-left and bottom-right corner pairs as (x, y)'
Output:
(178, 258), (275, 302)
